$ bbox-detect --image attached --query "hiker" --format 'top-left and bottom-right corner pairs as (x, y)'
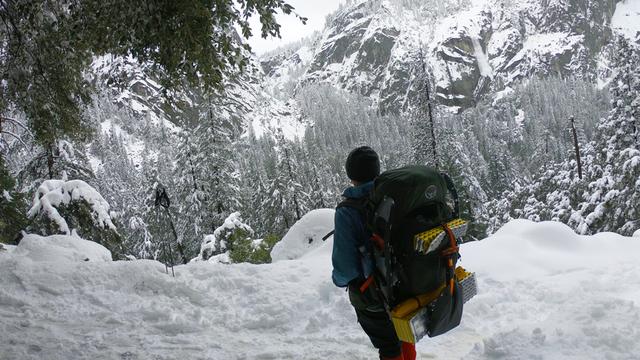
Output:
(332, 146), (416, 360)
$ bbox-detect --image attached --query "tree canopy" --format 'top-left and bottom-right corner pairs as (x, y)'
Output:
(0, 0), (305, 148)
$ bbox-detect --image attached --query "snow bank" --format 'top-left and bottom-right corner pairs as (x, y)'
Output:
(0, 243), (16, 253)
(612, 0), (640, 41)
(2, 219), (640, 359)
(461, 219), (640, 280)
(456, 220), (640, 359)
(27, 179), (116, 235)
(12, 232), (112, 262)
(270, 209), (335, 261)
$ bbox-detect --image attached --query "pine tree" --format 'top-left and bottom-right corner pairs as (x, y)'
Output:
(409, 49), (438, 168)
(574, 36), (640, 235)
(0, 156), (27, 244)
(492, 37), (640, 236)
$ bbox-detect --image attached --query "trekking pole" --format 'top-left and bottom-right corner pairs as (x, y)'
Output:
(155, 184), (176, 277)
(155, 209), (169, 275)
(164, 233), (175, 277)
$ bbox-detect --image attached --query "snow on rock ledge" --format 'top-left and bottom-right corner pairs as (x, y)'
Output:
(13, 232), (112, 262)
(27, 179), (116, 235)
(271, 209), (335, 262)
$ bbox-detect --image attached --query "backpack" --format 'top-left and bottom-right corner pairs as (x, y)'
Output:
(338, 165), (472, 341)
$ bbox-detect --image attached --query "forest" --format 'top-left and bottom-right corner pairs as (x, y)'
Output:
(1, 0), (639, 267)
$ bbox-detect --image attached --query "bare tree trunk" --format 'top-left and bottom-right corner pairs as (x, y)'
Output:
(46, 142), (55, 179)
(570, 116), (583, 180)
(284, 147), (301, 220)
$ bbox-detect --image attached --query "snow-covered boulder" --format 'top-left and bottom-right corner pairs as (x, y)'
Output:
(12, 232), (112, 262)
(27, 179), (123, 258)
(633, 229), (640, 238)
(271, 209), (335, 262)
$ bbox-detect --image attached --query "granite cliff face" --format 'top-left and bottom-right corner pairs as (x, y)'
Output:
(88, 0), (624, 144)
(261, 0), (619, 112)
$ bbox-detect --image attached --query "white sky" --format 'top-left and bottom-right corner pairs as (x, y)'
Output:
(247, 0), (348, 55)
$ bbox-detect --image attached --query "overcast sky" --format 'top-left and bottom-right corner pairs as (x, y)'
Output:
(247, 0), (348, 55)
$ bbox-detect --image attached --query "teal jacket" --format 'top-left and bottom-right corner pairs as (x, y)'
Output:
(331, 181), (375, 287)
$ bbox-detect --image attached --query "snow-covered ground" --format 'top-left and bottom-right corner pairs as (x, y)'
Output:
(2, 216), (640, 359)
(612, 0), (640, 41)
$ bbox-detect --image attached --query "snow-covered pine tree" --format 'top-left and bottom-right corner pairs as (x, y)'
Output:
(172, 132), (208, 258)
(573, 36), (640, 235)
(408, 48), (438, 168)
(169, 92), (246, 260)
(436, 112), (489, 238)
(265, 129), (309, 234)
(92, 123), (151, 258)
(491, 37), (639, 236)
(0, 155), (27, 244)
(300, 145), (335, 210)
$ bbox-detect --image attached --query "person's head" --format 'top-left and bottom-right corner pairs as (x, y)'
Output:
(345, 146), (380, 185)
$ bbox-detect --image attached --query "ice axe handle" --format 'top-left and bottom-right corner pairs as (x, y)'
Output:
(322, 230), (335, 241)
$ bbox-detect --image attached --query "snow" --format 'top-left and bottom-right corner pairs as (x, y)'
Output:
(634, 229), (640, 238)
(99, 120), (146, 168)
(515, 109), (525, 126)
(2, 189), (12, 201)
(0, 243), (16, 253)
(247, 96), (307, 141)
(13, 232), (113, 263)
(612, 0), (640, 41)
(505, 33), (584, 78)
(85, 151), (103, 174)
(27, 179), (116, 235)
(271, 209), (335, 261)
(472, 37), (493, 78)
(296, 46), (315, 64)
(2, 218), (640, 359)
(492, 86), (514, 105)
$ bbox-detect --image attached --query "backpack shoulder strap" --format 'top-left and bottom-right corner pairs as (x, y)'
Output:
(337, 197), (367, 213)
(337, 196), (372, 224)
(322, 197), (370, 242)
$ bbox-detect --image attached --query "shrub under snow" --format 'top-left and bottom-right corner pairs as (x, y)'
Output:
(27, 179), (123, 258)
(28, 179), (116, 234)
(198, 212), (254, 262)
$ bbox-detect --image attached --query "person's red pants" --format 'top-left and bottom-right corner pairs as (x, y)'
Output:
(381, 342), (416, 360)
(401, 342), (416, 360)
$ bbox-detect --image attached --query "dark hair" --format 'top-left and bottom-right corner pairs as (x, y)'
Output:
(345, 146), (380, 183)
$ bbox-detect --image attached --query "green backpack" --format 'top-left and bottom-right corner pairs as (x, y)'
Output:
(338, 165), (467, 338)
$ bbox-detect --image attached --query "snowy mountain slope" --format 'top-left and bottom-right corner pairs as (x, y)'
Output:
(262, 0), (619, 112)
(2, 217), (640, 360)
(87, 53), (263, 173)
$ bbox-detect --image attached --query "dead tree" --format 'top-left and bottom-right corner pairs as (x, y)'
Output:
(569, 116), (583, 180)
